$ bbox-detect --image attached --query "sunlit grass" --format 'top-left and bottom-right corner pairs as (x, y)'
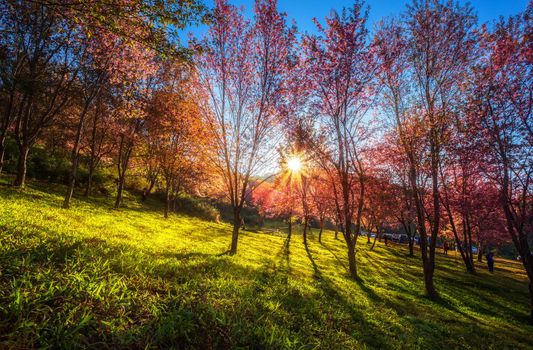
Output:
(0, 178), (532, 349)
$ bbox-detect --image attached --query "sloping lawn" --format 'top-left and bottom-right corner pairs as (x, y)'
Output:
(0, 179), (532, 349)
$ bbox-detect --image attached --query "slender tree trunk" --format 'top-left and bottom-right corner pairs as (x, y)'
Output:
(465, 220), (476, 273)
(63, 104), (91, 208)
(84, 111), (99, 197)
(410, 157), (437, 298)
(0, 135), (5, 174)
(230, 207), (241, 255)
(452, 233), (476, 274)
(85, 164), (94, 197)
(63, 150), (80, 208)
(303, 215), (308, 244)
(114, 175), (125, 209)
(346, 236), (357, 279)
(334, 224), (338, 240)
(142, 178), (157, 202)
(521, 257), (533, 323)
(370, 230), (379, 250)
(288, 214), (292, 240)
(477, 242), (483, 262)
(164, 182), (170, 218)
(421, 100), (440, 299)
(0, 91), (14, 174)
(408, 238), (414, 257)
(401, 221), (415, 256)
(500, 157), (533, 323)
(529, 277), (533, 324)
(114, 135), (134, 209)
(465, 258), (475, 274)
(318, 218), (323, 243)
(14, 143), (29, 188)
(419, 224), (437, 298)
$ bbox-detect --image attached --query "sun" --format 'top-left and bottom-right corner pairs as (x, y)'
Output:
(287, 156), (302, 172)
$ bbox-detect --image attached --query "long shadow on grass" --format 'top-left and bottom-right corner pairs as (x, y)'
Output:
(319, 241), (347, 271)
(302, 240), (391, 349)
(359, 246), (533, 348)
(275, 236), (291, 272)
(3, 209), (533, 350)
(0, 234), (290, 348)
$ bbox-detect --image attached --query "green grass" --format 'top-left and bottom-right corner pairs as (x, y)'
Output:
(0, 178), (532, 349)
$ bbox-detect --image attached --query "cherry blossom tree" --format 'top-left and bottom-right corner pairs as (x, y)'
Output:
(469, 6), (533, 321)
(374, 0), (477, 297)
(62, 26), (158, 207)
(0, 1), (81, 188)
(302, 1), (375, 278)
(83, 92), (116, 197)
(195, 0), (294, 254)
(144, 64), (207, 218)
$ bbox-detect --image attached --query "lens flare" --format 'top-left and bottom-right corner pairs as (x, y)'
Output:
(287, 157), (302, 172)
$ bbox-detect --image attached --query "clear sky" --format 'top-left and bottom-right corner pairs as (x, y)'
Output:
(180, 0), (530, 42)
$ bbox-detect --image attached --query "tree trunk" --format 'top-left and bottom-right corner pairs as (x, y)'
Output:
(63, 103), (91, 208)
(114, 175), (125, 209)
(0, 135), (5, 174)
(402, 221), (415, 257)
(288, 214), (292, 239)
(500, 156), (533, 323)
(464, 218), (476, 273)
(420, 232), (437, 299)
(142, 178), (156, 202)
(114, 134), (134, 209)
(84, 111), (99, 197)
(164, 183), (170, 218)
(426, 106), (441, 299)
(465, 259), (475, 274)
(84, 163), (94, 197)
(370, 231), (378, 250)
(346, 237), (357, 279)
(453, 235), (476, 274)
(303, 216), (308, 244)
(13, 144), (29, 188)
(62, 150), (80, 208)
(318, 218), (323, 243)
(334, 224), (338, 240)
(529, 278), (533, 324)
(0, 94), (13, 174)
(477, 243), (483, 262)
(423, 261), (436, 298)
(230, 208), (240, 255)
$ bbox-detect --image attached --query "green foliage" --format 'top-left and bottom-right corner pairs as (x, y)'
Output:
(215, 200), (263, 226)
(0, 179), (532, 349)
(174, 193), (221, 222)
(2, 139), (114, 192)
(2, 139), (70, 183)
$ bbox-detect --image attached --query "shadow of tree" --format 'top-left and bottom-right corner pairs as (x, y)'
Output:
(2, 192), (533, 350)
(320, 241), (348, 271)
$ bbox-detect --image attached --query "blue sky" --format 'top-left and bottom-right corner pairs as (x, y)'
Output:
(180, 0), (529, 42)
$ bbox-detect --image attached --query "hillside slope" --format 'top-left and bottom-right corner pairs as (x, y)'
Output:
(0, 180), (532, 349)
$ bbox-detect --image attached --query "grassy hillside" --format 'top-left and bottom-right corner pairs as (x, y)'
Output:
(0, 179), (532, 349)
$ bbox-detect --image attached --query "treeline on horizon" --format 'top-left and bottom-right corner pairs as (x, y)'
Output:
(0, 0), (531, 322)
